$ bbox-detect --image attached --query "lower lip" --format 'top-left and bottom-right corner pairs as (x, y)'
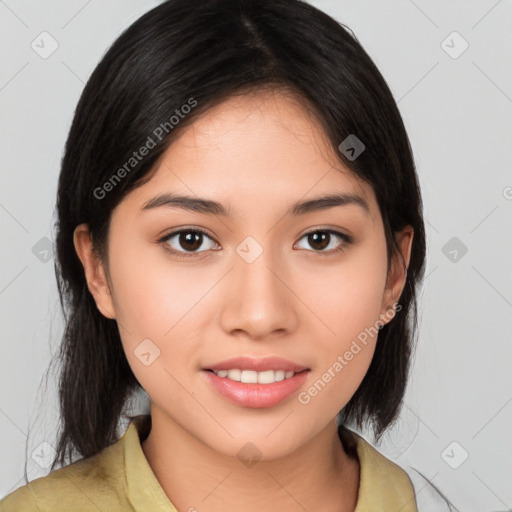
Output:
(202, 370), (309, 408)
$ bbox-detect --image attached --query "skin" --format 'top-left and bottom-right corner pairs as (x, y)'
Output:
(74, 90), (413, 512)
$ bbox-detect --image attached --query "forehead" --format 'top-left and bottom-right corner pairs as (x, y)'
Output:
(120, 90), (379, 221)
(173, 89), (343, 171)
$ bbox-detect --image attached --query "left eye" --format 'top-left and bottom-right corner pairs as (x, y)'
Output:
(160, 229), (218, 254)
(295, 229), (351, 253)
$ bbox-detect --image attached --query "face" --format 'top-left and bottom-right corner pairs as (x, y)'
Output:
(75, 90), (412, 460)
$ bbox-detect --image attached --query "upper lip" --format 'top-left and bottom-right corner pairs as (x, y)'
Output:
(203, 356), (309, 373)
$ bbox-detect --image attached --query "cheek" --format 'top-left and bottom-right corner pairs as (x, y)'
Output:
(295, 236), (389, 345)
(108, 240), (210, 341)
(293, 237), (388, 405)
(107, 243), (206, 406)
(105, 241), (216, 401)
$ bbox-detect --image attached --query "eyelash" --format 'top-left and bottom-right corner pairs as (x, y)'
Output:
(157, 227), (353, 259)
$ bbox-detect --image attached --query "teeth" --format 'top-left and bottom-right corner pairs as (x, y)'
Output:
(241, 370), (258, 383)
(274, 370), (285, 382)
(212, 369), (297, 383)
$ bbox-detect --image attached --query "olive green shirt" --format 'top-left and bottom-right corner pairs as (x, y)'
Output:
(0, 415), (418, 511)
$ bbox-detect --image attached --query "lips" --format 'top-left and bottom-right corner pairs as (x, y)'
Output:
(201, 356), (310, 408)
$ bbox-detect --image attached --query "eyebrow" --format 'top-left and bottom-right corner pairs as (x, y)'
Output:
(140, 192), (370, 217)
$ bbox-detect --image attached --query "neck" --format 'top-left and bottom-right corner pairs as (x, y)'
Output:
(140, 404), (360, 512)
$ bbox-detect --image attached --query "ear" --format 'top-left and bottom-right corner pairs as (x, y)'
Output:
(73, 223), (116, 319)
(379, 225), (414, 322)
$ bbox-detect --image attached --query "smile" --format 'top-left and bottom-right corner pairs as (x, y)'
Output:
(202, 369), (310, 408)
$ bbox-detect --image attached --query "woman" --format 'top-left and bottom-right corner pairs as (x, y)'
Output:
(1, 0), (444, 510)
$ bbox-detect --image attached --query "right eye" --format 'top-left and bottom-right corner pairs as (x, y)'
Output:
(158, 228), (220, 258)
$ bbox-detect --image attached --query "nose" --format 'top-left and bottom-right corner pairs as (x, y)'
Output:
(219, 244), (299, 341)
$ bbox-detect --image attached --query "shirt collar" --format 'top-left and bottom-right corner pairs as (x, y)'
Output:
(124, 414), (417, 511)
(124, 414), (178, 511)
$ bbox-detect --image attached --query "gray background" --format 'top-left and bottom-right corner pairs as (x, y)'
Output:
(1, 1), (511, 510)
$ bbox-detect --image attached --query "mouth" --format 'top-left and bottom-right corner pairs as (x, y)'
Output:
(201, 356), (311, 408)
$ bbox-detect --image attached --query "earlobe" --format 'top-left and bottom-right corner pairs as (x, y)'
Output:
(73, 223), (116, 319)
(380, 225), (414, 320)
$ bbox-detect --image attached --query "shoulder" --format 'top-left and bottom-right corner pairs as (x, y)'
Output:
(0, 484), (39, 512)
(356, 434), (414, 482)
(0, 437), (128, 512)
(339, 427), (418, 512)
